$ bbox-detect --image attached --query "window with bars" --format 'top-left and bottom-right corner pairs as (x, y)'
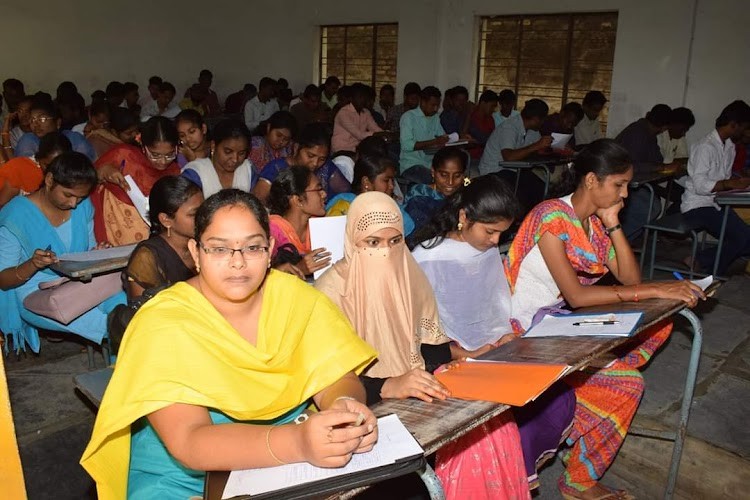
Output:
(319, 24), (398, 89)
(476, 12), (618, 125)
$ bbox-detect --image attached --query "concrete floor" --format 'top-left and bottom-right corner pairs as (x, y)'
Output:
(6, 239), (750, 499)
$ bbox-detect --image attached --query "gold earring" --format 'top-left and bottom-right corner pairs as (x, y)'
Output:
(457, 222), (463, 231)
(166, 226), (172, 238)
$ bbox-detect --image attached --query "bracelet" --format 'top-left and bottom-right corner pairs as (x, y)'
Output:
(15, 264), (29, 282)
(333, 396), (357, 404)
(605, 223), (622, 235)
(266, 426), (287, 465)
(613, 285), (624, 302)
(633, 286), (640, 302)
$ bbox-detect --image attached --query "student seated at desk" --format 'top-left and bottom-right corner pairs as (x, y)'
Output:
(400, 86), (451, 172)
(86, 108), (140, 159)
(440, 86), (471, 136)
(411, 177), (576, 492)
(140, 82), (181, 121)
(467, 90), (498, 159)
(386, 82), (420, 135)
(540, 102), (584, 143)
(574, 91), (607, 147)
(331, 83), (384, 154)
(253, 124), (350, 203)
(71, 100), (110, 140)
(326, 154), (415, 236)
(0, 152), (125, 353)
(175, 109), (210, 168)
(244, 77), (280, 132)
(316, 192), (531, 499)
(123, 176), (203, 301)
(15, 98), (96, 161)
(492, 89), (520, 128)
(182, 119), (257, 198)
(289, 84), (326, 130)
(681, 100), (750, 275)
(248, 110), (296, 173)
(0, 131), (71, 208)
(657, 107), (695, 165)
(93, 117), (181, 246)
(404, 146), (467, 234)
(81, 189), (377, 500)
(506, 139), (704, 500)
(615, 104), (673, 239)
(320, 76), (340, 111)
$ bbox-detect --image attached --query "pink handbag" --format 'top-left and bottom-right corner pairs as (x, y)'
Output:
(23, 273), (123, 325)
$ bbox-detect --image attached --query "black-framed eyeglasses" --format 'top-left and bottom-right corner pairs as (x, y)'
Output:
(199, 242), (269, 261)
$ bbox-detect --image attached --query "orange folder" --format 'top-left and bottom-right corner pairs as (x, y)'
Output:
(435, 361), (570, 406)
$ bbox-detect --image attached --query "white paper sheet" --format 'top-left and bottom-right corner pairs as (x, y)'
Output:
(221, 414), (423, 499)
(445, 140), (469, 147)
(691, 275), (713, 291)
(447, 132), (459, 143)
(58, 244), (137, 262)
(309, 216), (347, 280)
(124, 175), (150, 226)
(523, 312), (643, 338)
(550, 133), (573, 150)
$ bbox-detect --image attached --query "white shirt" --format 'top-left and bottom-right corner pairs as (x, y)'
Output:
(72, 122), (87, 135)
(182, 157), (255, 198)
(140, 100), (180, 121)
(657, 130), (689, 164)
(492, 109), (520, 127)
(681, 129), (736, 213)
(243, 97), (279, 131)
(574, 115), (603, 145)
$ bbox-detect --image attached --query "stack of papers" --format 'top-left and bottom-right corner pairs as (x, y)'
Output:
(222, 414), (422, 499)
(309, 216), (347, 279)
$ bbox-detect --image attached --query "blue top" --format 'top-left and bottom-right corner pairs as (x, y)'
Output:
(403, 184), (446, 233)
(15, 130), (96, 161)
(399, 107), (446, 170)
(127, 404), (307, 499)
(260, 158), (350, 199)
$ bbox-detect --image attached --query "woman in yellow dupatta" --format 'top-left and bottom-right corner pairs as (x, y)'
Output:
(81, 189), (377, 500)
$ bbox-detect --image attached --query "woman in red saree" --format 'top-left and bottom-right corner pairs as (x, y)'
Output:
(92, 117), (180, 245)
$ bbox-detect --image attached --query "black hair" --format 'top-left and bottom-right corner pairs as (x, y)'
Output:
(88, 101), (110, 118)
(582, 91), (608, 107)
(498, 89), (516, 104)
(56, 81), (77, 98)
(715, 100), (750, 128)
(37, 131), (72, 159)
(267, 166), (314, 215)
(412, 175), (521, 249)
(452, 86), (469, 98)
(479, 90), (499, 103)
(337, 85), (353, 100)
(277, 78), (289, 89)
(420, 86), (441, 101)
(158, 82), (176, 95)
(3, 78), (24, 92)
(351, 82), (370, 98)
(265, 110), (298, 137)
(244, 83), (257, 93)
(30, 97), (60, 120)
(46, 152), (97, 189)
(194, 189), (270, 241)
(90, 90), (106, 102)
(352, 155), (396, 194)
(212, 118), (251, 147)
(105, 81), (124, 97)
(404, 82), (421, 97)
(110, 108), (139, 134)
(670, 107), (695, 128)
(140, 116), (179, 147)
(175, 109), (205, 128)
(432, 146), (468, 171)
(554, 139), (632, 196)
(148, 76), (162, 86)
(148, 175), (202, 234)
(521, 99), (549, 120)
(303, 84), (322, 98)
(296, 123), (331, 150)
(123, 82), (139, 94)
(259, 77), (276, 90)
(380, 84), (395, 94)
(646, 104), (672, 128)
(199, 69), (213, 79)
(561, 102), (584, 122)
(356, 135), (388, 158)
(324, 76), (341, 87)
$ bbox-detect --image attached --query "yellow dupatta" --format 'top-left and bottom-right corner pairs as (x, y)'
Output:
(80, 270), (376, 500)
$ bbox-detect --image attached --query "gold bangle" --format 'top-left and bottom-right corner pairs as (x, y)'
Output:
(266, 426), (287, 465)
(613, 285), (624, 302)
(15, 264), (29, 282)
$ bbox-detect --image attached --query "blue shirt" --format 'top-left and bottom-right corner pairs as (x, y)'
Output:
(478, 113), (540, 175)
(399, 108), (446, 170)
(15, 130), (96, 161)
(260, 158), (350, 199)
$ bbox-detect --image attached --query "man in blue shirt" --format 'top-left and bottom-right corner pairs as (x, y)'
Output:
(399, 86), (450, 171)
(15, 99), (95, 161)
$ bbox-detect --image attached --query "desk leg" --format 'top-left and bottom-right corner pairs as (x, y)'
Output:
(712, 206), (731, 277)
(512, 168), (521, 195)
(417, 463), (446, 500)
(639, 183), (656, 266)
(542, 166), (551, 199)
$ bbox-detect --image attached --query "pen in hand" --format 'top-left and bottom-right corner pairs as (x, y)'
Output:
(673, 271), (703, 298)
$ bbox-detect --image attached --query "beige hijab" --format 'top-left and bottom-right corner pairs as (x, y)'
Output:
(315, 192), (448, 378)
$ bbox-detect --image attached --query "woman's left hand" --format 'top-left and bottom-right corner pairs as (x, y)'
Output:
(328, 397), (378, 454)
(94, 241), (112, 250)
(595, 199), (624, 228)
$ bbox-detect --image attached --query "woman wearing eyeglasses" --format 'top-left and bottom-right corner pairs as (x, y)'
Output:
(82, 189), (377, 500)
(267, 166), (331, 277)
(92, 117), (181, 245)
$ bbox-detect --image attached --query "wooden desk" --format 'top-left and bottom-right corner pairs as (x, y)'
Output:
(712, 191), (750, 277)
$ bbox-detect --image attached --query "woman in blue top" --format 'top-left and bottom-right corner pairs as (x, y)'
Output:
(326, 154), (415, 236)
(404, 146), (467, 234)
(252, 124), (351, 204)
(0, 152), (125, 352)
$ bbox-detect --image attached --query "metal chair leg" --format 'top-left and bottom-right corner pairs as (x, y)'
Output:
(417, 463), (446, 500)
(649, 228), (659, 279)
(688, 231), (698, 280)
(86, 344), (95, 370)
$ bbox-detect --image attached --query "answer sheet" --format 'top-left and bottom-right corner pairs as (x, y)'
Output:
(221, 414), (423, 499)
(523, 312), (643, 338)
(309, 215), (346, 279)
(124, 175), (150, 225)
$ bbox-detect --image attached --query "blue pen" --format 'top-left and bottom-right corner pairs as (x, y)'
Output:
(673, 271), (702, 298)
(44, 244), (52, 252)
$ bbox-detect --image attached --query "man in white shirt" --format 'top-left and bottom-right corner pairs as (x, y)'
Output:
(138, 76), (162, 110)
(574, 90), (607, 146)
(140, 82), (180, 121)
(492, 89), (520, 127)
(244, 77), (279, 132)
(681, 100), (750, 274)
(658, 107), (694, 164)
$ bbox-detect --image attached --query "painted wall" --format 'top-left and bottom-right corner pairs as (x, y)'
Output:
(1, 1), (747, 142)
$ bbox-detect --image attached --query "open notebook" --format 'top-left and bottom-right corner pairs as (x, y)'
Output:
(220, 414), (423, 499)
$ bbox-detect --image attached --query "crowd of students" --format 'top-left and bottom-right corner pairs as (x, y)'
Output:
(0, 71), (748, 500)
